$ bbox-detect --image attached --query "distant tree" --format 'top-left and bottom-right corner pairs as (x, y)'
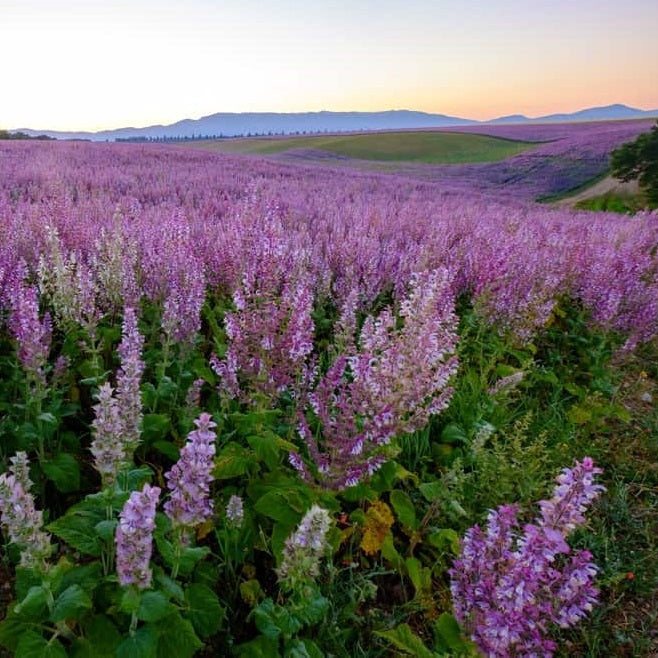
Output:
(610, 121), (658, 207)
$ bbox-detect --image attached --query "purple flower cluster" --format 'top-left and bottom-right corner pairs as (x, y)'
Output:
(1, 133), (657, 357)
(164, 413), (217, 531)
(210, 226), (315, 403)
(277, 505), (332, 586)
(0, 452), (52, 571)
(292, 270), (458, 489)
(6, 279), (52, 382)
(116, 306), (145, 453)
(225, 495), (244, 528)
(450, 458), (605, 657)
(91, 307), (145, 486)
(116, 483), (160, 589)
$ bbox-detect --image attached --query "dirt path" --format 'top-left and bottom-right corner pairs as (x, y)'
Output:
(554, 175), (639, 206)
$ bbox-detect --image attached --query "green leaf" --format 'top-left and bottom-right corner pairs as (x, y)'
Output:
(440, 423), (468, 444)
(41, 452), (80, 492)
(152, 440), (180, 461)
(292, 590), (328, 626)
(14, 586), (48, 620)
(418, 481), (444, 502)
(16, 631), (67, 658)
(120, 588), (141, 615)
(95, 519), (118, 542)
(247, 434), (280, 469)
(213, 441), (254, 479)
(117, 625), (159, 658)
(184, 583), (224, 638)
(48, 506), (103, 557)
(375, 623), (435, 658)
(154, 572), (185, 603)
(427, 528), (461, 555)
(254, 487), (308, 524)
(390, 490), (418, 531)
(0, 612), (34, 651)
(37, 412), (57, 425)
(60, 562), (103, 593)
(14, 567), (42, 600)
(235, 635), (281, 658)
(51, 584), (92, 622)
(434, 612), (467, 652)
(141, 414), (171, 444)
(285, 639), (324, 658)
(156, 614), (203, 658)
(380, 534), (405, 574)
(71, 615), (121, 658)
(138, 591), (174, 623)
(253, 598), (302, 640)
(405, 557), (431, 597)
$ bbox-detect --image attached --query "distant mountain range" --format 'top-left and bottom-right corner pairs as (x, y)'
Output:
(10, 104), (658, 142)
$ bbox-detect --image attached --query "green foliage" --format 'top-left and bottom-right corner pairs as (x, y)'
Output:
(196, 131), (538, 164)
(610, 120), (658, 207)
(0, 294), (656, 656)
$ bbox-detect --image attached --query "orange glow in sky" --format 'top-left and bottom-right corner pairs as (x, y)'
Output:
(2, 0), (657, 131)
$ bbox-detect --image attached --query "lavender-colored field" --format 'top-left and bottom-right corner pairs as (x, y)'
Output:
(262, 118), (656, 200)
(1, 139), (656, 348)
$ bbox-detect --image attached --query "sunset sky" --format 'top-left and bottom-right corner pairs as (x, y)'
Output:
(2, 0), (658, 132)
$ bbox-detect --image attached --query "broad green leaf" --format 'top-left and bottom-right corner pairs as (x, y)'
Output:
(390, 490), (418, 531)
(138, 591), (173, 623)
(253, 599), (302, 640)
(247, 434), (280, 469)
(156, 614), (203, 658)
(60, 562), (103, 593)
(94, 519), (118, 542)
(0, 612), (34, 651)
(48, 507), (103, 557)
(51, 584), (92, 622)
(292, 591), (328, 626)
(184, 583), (224, 637)
(235, 635), (281, 658)
(16, 631), (67, 658)
(427, 528), (461, 555)
(440, 423), (468, 444)
(141, 414), (171, 444)
(213, 442), (254, 479)
(41, 452), (80, 492)
(117, 625), (159, 658)
(418, 481), (444, 502)
(375, 623), (436, 658)
(14, 586), (48, 620)
(434, 612), (467, 652)
(71, 615), (121, 658)
(254, 490), (305, 525)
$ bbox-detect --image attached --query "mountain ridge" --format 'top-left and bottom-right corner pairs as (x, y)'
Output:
(10, 104), (658, 142)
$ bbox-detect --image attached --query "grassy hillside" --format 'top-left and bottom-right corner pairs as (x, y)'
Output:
(192, 130), (538, 164)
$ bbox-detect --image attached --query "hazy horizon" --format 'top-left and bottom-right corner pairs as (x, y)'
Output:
(3, 0), (658, 132)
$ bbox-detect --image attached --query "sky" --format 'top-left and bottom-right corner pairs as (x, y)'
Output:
(2, 0), (658, 132)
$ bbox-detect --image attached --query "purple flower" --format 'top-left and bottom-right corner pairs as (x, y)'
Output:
(6, 280), (52, 382)
(90, 383), (127, 486)
(225, 495), (244, 528)
(450, 458), (605, 657)
(164, 413), (217, 530)
(0, 452), (52, 571)
(295, 269), (458, 489)
(116, 306), (145, 454)
(277, 505), (332, 586)
(116, 483), (160, 589)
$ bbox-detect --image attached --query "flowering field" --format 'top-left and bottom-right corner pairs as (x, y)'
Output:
(221, 118), (654, 201)
(0, 139), (657, 656)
